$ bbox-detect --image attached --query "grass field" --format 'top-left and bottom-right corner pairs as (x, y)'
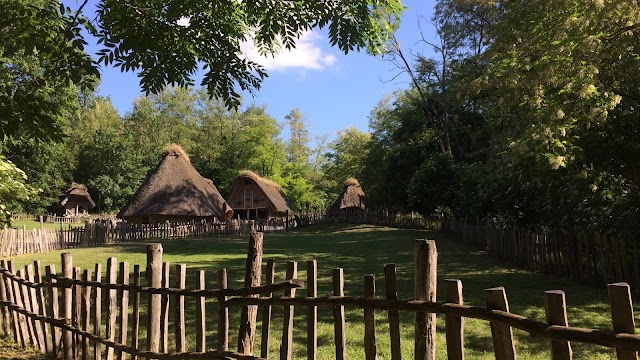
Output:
(9, 220), (83, 230)
(3, 224), (624, 359)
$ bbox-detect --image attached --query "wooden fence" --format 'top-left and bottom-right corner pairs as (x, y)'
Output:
(1, 233), (640, 359)
(10, 214), (118, 224)
(296, 210), (443, 231)
(443, 218), (640, 294)
(0, 218), (289, 257)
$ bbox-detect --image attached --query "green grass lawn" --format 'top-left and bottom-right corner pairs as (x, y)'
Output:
(9, 220), (83, 230)
(4, 224), (624, 359)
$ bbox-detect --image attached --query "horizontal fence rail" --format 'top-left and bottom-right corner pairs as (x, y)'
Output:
(0, 233), (638, 359)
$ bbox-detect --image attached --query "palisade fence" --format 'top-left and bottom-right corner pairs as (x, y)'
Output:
(1, 233), (640, 359)
(1, 218), (289, 257)
(443, 218), (640, 295)
(296, 210), (443, 231)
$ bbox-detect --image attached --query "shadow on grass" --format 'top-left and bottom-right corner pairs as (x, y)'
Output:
(7, 223), (622, 358)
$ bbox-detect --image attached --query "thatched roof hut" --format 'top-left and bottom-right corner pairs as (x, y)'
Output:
(226, 171), (292, 219)
(57, 184), (95, 216)
(328, 178), (365, 214)
(118, 144), (233, 224)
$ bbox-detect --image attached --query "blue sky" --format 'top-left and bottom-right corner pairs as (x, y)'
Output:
(91, 1), (437, 139)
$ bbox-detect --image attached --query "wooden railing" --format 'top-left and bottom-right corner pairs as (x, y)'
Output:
(0, 233), (639, 359)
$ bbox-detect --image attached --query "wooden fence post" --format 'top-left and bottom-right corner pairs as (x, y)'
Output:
(131, 265), (141, 360)
(82, 269), (92, 360)
(119, 262), (130, 360)
(0, 260), (11, 339)
(280, 261), (298, 360)
(61, 253), (73, 360)
(364, 274), (377, 360)
(105, 258), (117, 360)
(486, 287), (516, 360)
(161, 262), (170, 353)
(175, 264), (186, 353)
(94, 263), (102, 360)
(217, 268), (229, 352)
(238, 232), (263, 355)
(608, 282), (637, 360)
(196, 270), (206, 352)
(261, 259), (275, 359)
(445, 279), (464, 360)
(384, 263), (402, 360)
(34, 261), (50, 354)
(146, 243), (163, 355)
(333, 268), (346, 360)
(9, 261), (28, 348)
(544, 290), (572, 360)
(415, 239), (437, 360)
(45, 265), (60, 357)
(307, 259), (317, 360)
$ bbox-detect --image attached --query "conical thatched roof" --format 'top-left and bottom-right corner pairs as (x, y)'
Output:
(329, 178), (365, 212)
(118, 144), (233, 220)
(58, 183), (95, 208)
(227, 171), (293, 213)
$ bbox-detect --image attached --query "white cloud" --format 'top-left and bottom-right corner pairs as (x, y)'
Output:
(241, 31), (337, 71)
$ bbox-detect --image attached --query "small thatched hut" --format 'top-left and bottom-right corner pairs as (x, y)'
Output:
(226, 171), (292, 220)
(117, 144), (233, 224)
(57, 184), (95, 216)
(328, 178), (365, 216)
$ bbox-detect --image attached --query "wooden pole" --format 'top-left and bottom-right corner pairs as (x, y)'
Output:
(415, 239), (437, 360)
(196, 270), (206, 352)
(608, 283), (637, 360)
(33, 261), (50, 354)
(280, 261), (298, 360)
(9, 261), (27, 348)
(333, 268), (346, 360)
(82, 269), (92, 360)
(160, 262), (170, 353)
(217, 268), (229, 352)
(61, 253), (73, 360)
(384, 263), (402, 360)
(0, 260), (12, 340)
(238, 232), (263, 355)
(46, 265), (60, 357)
(131, 265), (141, 360)
(94, 263), (103, 360)
(307, 259), (317, 360)
(146, 243), (163, 355)
(119, 261), (130, 360)
(445, 279), (464, 360)
(175, 264), (186, 353)
(261, 259), (275, 359)
(544, 290), (572, 360)
(364, 274), (377, 360)
(486, 287), (517, 360)
(105, 258), (117, 360)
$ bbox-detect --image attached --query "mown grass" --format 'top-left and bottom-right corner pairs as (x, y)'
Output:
(5, 224), (626, 359)
(9, 220), (83, 230)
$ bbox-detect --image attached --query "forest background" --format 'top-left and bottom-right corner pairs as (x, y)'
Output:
(2, 0), (640, 241)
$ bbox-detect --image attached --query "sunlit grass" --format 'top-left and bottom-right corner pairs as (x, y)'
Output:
(8, 220), (83, 230)
(6, 224), (624, 359)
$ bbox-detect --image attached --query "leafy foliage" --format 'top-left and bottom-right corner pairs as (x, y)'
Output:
(94, 0), (403, 109)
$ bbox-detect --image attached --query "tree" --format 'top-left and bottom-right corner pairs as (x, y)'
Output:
(324, 127), (371, 197)
(0, 156), (36, 224)
(94, 0), (403, 108)
(0, 0), (97, 141)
